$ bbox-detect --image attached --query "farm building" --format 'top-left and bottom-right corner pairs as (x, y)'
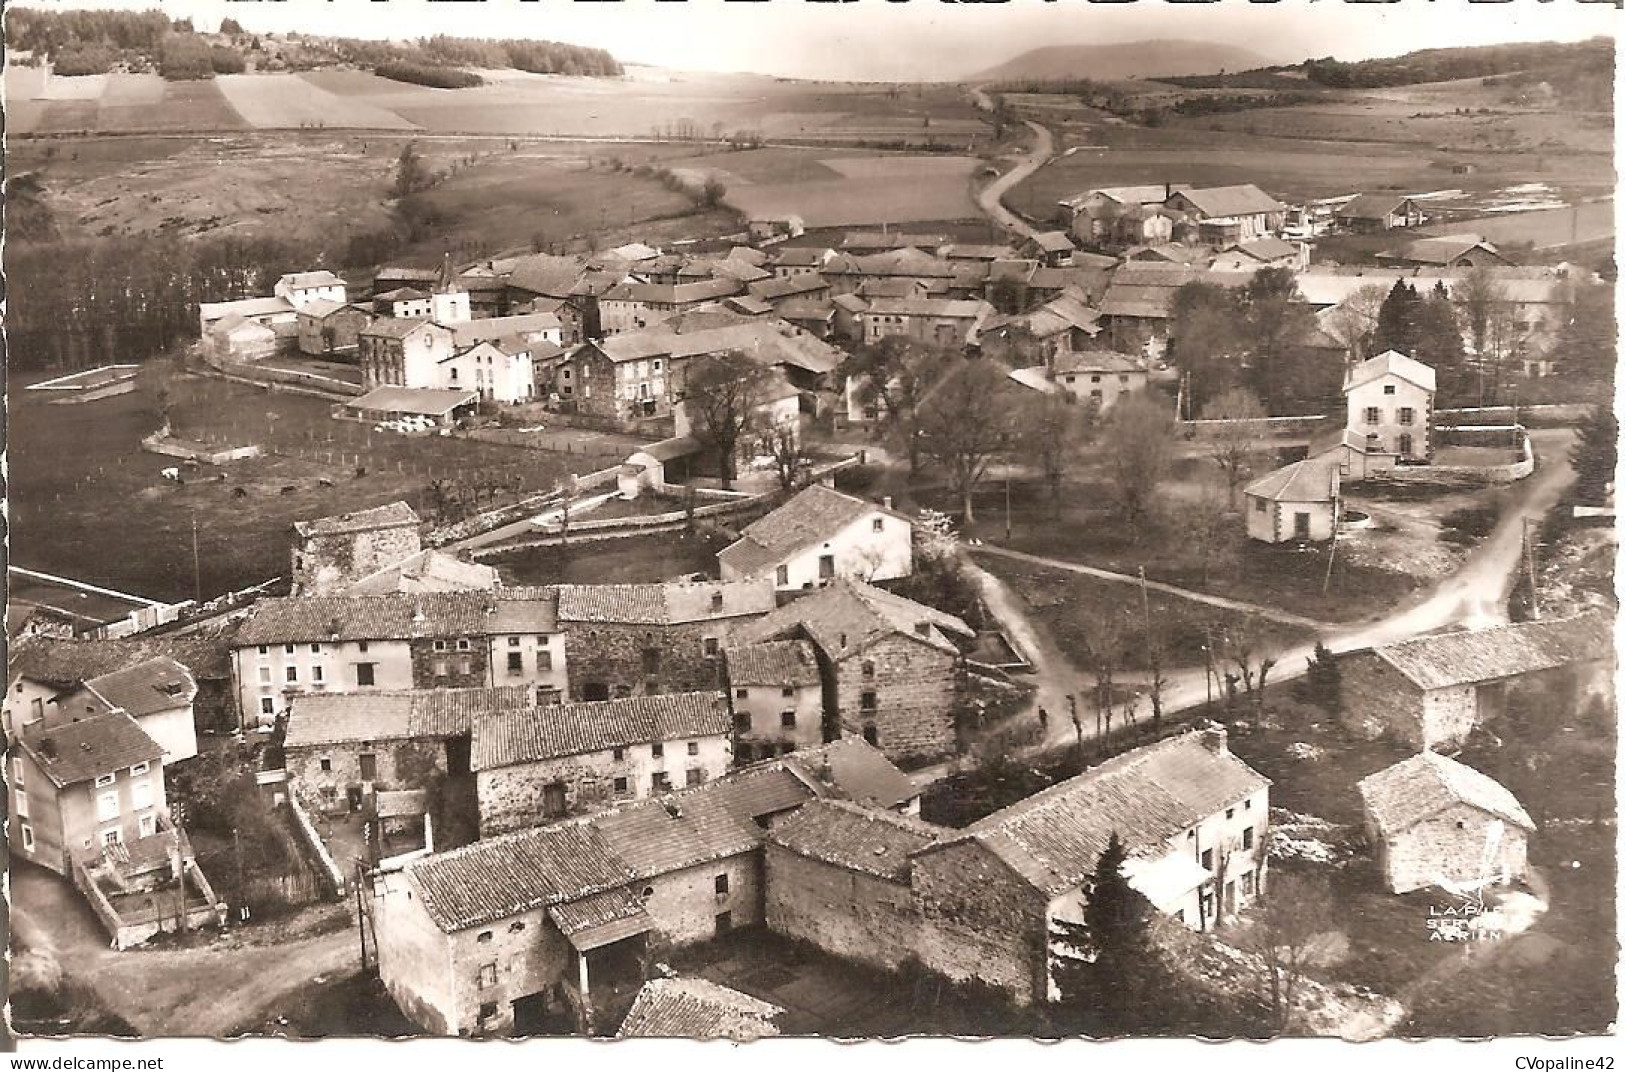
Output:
(206, 314), (280, 362)
(197, 295), (298, 339)
(1243, 459), (1341, 544)
(858, 297), (993, 348)
(1163, 184), (1288, 245)
(1344, 349), (1435, 461)
(1208, 237), (1307, 273)
(1357, 751), (1534, 896)
(296, 300), (371, 358)
(291, 501), (423, 597)
(748, 215), (806, 244)
(1307, 427), (1400, 482)
(1024, 231), (1077, 268)
(617, 436), (702, 499)
(723, 640), (825, 761)
(358, 319), (457, 392)
(343, 386), (480, 428)
(346, 549), (500, 596)
(275, 270), (348, 310)
(719, 484), (913, 591)
(1058, 184), (1184, 247)
(617, 977), (784, 1039)
(978, 288), (1104, 366)
(1338, 613), (1615, 749)
(1335, 194), (1426, 234)
(374, 288), (434, 320)
(1376, 234), (1509, 269)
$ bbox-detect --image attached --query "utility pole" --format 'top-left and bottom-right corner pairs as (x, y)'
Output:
(1004, 473), (1012, 542)
(1523, 516), (1542, 620)
(191, 514), (202, 605)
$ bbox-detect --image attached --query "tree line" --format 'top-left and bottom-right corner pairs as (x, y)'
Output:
(1302, 38), (1613, 91)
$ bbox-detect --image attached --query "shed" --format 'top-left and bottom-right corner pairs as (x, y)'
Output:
(346, 386), (480, 425)
(619, 435), (702, 498)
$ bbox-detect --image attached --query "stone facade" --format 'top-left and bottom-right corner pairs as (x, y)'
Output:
(564, 623), (728, 702)
(292, 519), (422, 597)
(1339, 653), (1476, 749)
(410, 639), (490, 692)
(763, 843), (921, 973)
(286, 737), (445, 816)
(830, 634), (959, 764)
(731, 682), (824, 762)
(909, 840), (1050, 1004)
(1369, 802), (1529, 895)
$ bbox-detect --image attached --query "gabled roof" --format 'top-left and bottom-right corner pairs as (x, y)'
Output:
(1232, 237), (1299, 262)
(618, 977), (783, 1040)
(1379, 234), (1502, 266)
(1336, 193), (1418, 220)
(77, 657), (197, 718)
(233, 591), (505, 646)
(719, 485), (905, 576)
(1030, 231), (1076, 254)
(1359, 751), (1535, 836)
(603, 278), (743, 305)
(450, 313), (561, 348)
(1363, 613), (1614, 692)
(347, 386), (478, 417)
(347, 549), (501, 596)
(9, 635), (232, 687)
(199, 296), (296, 323)
(359, 317), (445, 342)
(595, 320), (845, 376)
(505, 254), (595, 298)
(19, 710), (164, 788)
(748, 274), (831, 302)
(297, 298), (363, 320)
(735, 576), (973, 659)
(781, 736), (921, 810)
(554, 579), (777, 625)
(471, 691), (732, 771)
(293, 501), (419, 539)
(208, 313), (276, 339)
(374, 287), (430, 303)
(723, 639), (821, 688)
(1168, 184), (1286, 219)
(941, 243), (1017, 262)
(1309, 426), (1398, 460)
(859, 297), (989, 319)
(1052, 349), (1142, 375)
(280, 270), (346, 290)
(1344, 349), (1437, 394)
(1059, 184), (1178, 210)
(771, 248), (834, 268)
(283, 686), (536, 749)
(767, 798), (942, 881)
(920, 728), (1269, 896)
(1244, 458), (1339, 503)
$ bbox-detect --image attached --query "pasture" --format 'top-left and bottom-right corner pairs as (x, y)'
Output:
(679, 149), (982, 227)
(7, 368), (622, 601)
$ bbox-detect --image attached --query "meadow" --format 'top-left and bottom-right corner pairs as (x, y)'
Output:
(681, 147), (983, 227)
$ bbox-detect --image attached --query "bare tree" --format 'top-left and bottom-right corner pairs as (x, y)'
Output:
(1219, 614), (1279, 720)
(914, 359), (1022, 525)
(676, 350), (769, 489)
(847, 336), (955, 476)
(762, 417), (810, 491)
(1082, 604), (1127, 752)
(1247, 867), (1332, 1034)
(1184, 484), (1238, 586)
(1101, 394), (1177, 532)
(1019, 390), (1094, 515)
(1198, 387), (1267, 508)
(1320, 283), (1388, 366)
(1454, 265), (1505, 368)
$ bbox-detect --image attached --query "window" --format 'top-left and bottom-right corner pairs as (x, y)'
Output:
(1242, 870), (1255, 896)
(536, 650), (553, 671)
(102, 828), (123, 848)
(1383, 384), (1396, 395)
(1398, 433), (1414, 456)
(862, 724), (878, 746)
(543, 783), (567, 816)
(736, 688), (749, 700)
(457, 638), (471, 652)
(433, 640), (448, 652)
(478, 963), (497, 989)
(137, 813), (156, 838)
(97, 792), (120, 823)
(1363, 406), (1380, 425)
(651, 772), (670, 791)
(687, 742), (699, 756)
(1225, 807), (1234, 820)
(285, 666), (299, 684)
(431, 658), (450, 678)
(312, 665), (324, 684)
(872, 518), (884, 533)
(715, 873), (730, 895)
(651, 742), (664, 759)
(20, 824), (34, 851)
(320, 757), (332, 772)
(780, 711), (797, 728)
(715, 911), (733, 934)
(613, 776), (629, 794)
(259, 666), (272, 684)
(711, 592), (724, 612)
(132, 780), (152, 810)
(477, 930), (493, 944)
(703, 637), (719, 658)
(1200, 849), (1213, 871)
(12, 758), (23, 790)
(130, 761), (149, 778)
(508, 652), (524, 675)
(509, 636), (521, 648)
(95, 773), (116, 789)
(285, 644), (296, 655)
(612, 747), (625, 762)
(509, 921), (526, 934)
(686, 768), (704, 787)
(775, 565), (790, 587)
(359, 753), (378, 781)
(860, 691), (878, 711)
(310, 643), (321, 654)
(1244, 799), (1252, 810)
(1091, 374), (1102, 384)
(1242, 827), (1254, 850)
(261, 696), (276, 716)
(861, 660), (876, 679)
(1253, 498), (1266, 513)
(356, 663), (376, 687)
(14, 791), (28, 820)
(781, 686), (795, 698)
(258, 645), (269, 656)
(358, 641), (369, 654)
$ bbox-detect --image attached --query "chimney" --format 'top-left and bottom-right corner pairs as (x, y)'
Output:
(1163, 182), (1172, 203)
(882, 496), (893, 511)
(1201, 722), (1228, 755)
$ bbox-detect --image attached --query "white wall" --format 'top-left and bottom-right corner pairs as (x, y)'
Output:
(727, 509), (913, 590)
(486, 632), (569, 697)
(1347, 376), (1432, 459)
(233, 639), (415, 726)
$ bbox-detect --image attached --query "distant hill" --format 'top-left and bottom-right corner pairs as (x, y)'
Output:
(968, 40), (1276, 84)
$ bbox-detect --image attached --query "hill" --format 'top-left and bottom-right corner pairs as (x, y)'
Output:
(968, 40), (1275, 83)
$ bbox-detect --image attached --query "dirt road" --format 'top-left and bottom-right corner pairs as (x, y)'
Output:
(972, 111), (1055, 240)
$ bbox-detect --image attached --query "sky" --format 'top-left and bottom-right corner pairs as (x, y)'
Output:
(15, 0), (1621, 81)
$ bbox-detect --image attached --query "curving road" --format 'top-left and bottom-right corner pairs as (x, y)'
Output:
(968, 87), (1056, 240)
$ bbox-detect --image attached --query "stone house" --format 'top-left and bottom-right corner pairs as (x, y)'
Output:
(473, 691), (734, 834)
(358, 319), (457, 392)
(598, 280), (744, 336)
(1243, 458), (1341, 544)
(372, 761), (821, 1036)
(1344, 349), (1435, 462)
(282, 686), (533, 814)
(763, 799), (943, 973)
(439, 339), (536, 404)
(10, 709), (169, 876)
(1376, 234), (1509, 269)
(6, 635), (235, 741)
(1335, 194), (1426, 234)
(1358, 750), (1535, 895)
(1057, 184), (1181, 246)
(1306, 427), (1400, 484)
(1046, 350), (1146, 412)
(718, 484), (914, 592)
(206, 314), (281, 362)
(736, 578), (974, 763)
(274, 270), (348, 309)
(373, 288), (434, 319)
(1162, 184), (1288, 245)
(554, 580), (776, 703)
(346, 550), (501, 596)
(1338, 613), (1614, 749)
(722, 641), (824, 762)
(229, 589), (562, 727)
(291, 501), (423, 597)
(197, 295), (298, 341)
(909, 725), (1269, 1004)
(48, 656), (199, 764)
(295, 300), (370, 358)
(858, 297), (993, 348)
(617, 977), (784, 1039)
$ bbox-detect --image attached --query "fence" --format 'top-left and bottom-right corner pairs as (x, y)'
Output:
(1177, 414), (1328, 438)
(1370, 429), (1535, 487)
(286, 792), (348, 899)
(141, 434), (263, 465)
(1436, 403), (1590, 428)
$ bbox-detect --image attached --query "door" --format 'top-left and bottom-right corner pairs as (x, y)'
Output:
(1398, 433), (1414, 457)
(445, 735), (472, 777)
(359, 752), (378, 782)
(1293, 512), (1311, 540)
(818, 554), (835, 580)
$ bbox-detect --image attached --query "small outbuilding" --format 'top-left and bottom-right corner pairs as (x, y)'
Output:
(1358, 750), (1534, 895)
(1243, 459), (1340, 543)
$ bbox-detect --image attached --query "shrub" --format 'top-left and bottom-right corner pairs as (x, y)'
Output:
(374, 61), (483, 89)
(209, 45), (246, 74)
(1439, 502), (1502, 545)
(52, 45), (118, 76)
(158, 33), (216, 80)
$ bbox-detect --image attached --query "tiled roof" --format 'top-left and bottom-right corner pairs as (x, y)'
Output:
(768, 798), (941, 880)
(1337, 193), (1415, 220)
(80, 657), (197, 717)
(293, 501), (419, 539)
(1344, 349), (1438, 394)
(347, 549), (500, 596)
(199, 296), (295, 323)
(736, 577), (973, 660)
(719, 485), (899, 574)
(555, 579), (775, 625)
(280, 270), (346, 290)
(618, 977), (783, 1040)
(929, 728), (1270, 895)
(450, 313), (562, 348)
(1244, 458), (1339, 503)
(1359, 751), (1535, 836)
(860, 297), (988, 319)
(748, 275), (832, 302)
(360, 317), (441, 341)
(1052, 350), (1142, 375)
(9, 635), (232, 685)
(773, 248), (833, 267)
(409, 686), (535, 738)
(723, 640), (821, 687)
(596, 320), (845, 376)
(1235, 237), (1299, 262)
(1380, 234), (1500, 266)
(377, 789), (428, 819)
(297, 298), (353, 320)
(347, 386), (478, 417)
(472, 692), (732, 770)
(374, 287), (430, 302)
(233, 591), (499, 646)
(283, 686), (537, 750)
(19, 710), (164, 788)
(1170, 184), (1286, 219)
(1366, 613), (1614, 692)
(1030, 231), (1076, 253)
(782, 736), (920, 810)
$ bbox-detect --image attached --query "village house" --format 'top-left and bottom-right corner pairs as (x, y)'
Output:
(347, 550), (500, 597)
(1207, 237), (1308, 274)
(296, 299), (371, 359)
(1344, 349), (1436, 461)
(1024, 231), (1078, 268)
(722, 640), (825, 761)
(1097, 262), (1247, 358)
(1338, 613), (1614, 749)
(617, 977), (784, 1039)
(840, 232), (949, 256)
(1306, 427), (1400, 483)
(374, 288), (435, 320)
(747, 273), (834, 311)
(439, 339), (536, 403)
(274, 270), (348, 310)
(1045, 350), (1147, 411)
(1057, 184), (1183, 247)
(672, 365), (802, 472)
(1162, 184), (1289, 245)
(1243, 458), (1341, 543)
(909, 725), (1269, 1004)
(978, 289), (1103, 366)
(228, 589), (563, 727)
(472, 691), (734, 833)
(205, 313), (281, 362)
(197, 295), (299, 340)
(358, 319), (457, 392)
(47, 657), (199, 765)
(1376, 234), (1509, 269)
(769, 247), (835, 280)
(1335, 193), (1426, 234)
(486, 586), (570, 702)
(1358, 750), (1535, 896)
(555, 579), (777, 703)
(6, 635), (235, 741)
(291, 501), (424, 597)
(598, 279), (745, 336)
(748, 215), (805, 244)
(282, 686), (533, 815)
(736, 577), (972, 763)
(719, 484), (914, 592)
(859, 297), (993, 348)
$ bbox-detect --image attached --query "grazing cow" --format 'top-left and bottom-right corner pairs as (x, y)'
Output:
(280, 485), (296, 496)
(161, 467), (180, 481)
(232, 487), (249, 499)
(318, 477), (336, 488)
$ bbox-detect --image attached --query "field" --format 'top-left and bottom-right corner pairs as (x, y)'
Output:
(681, 148), (983, 227)
(486, 531), (728, 588)
(6, 368), (624, 601)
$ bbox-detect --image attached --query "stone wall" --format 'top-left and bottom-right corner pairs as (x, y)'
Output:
(1338, 653), (1429, 746)
(1375, 803), (1529, 895)
(563, 622), (728, 701)
(833, 635), (958, 764)
(294, 522), (421, 596)
(409, 640), (490, 691)
(374, 870), (460, 1035)
(1419, 684), (1480, 749)
(447, 904), (569, 1037)
(763, 844), (922, 973)
(287, 739), (445, 815)
(910, 840), (1048, 1004)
